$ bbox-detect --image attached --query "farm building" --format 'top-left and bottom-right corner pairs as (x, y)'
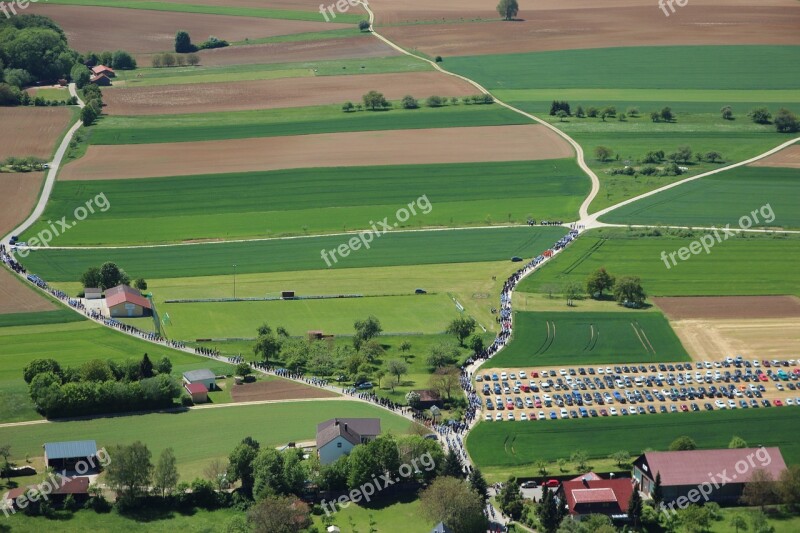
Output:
(105, 284), (152, 318)
(184, 382), (209, 404)
(316, 418), (381, 465)
(183, 369), (217, 391)
(3, 477), (90, 510)
(84, 287), (102, 300)
(89, 74), (112, 86)
(91, 65), (115, 78)
(412, 389), (443, 409)
(44, 440), (98, 471)
(558, 475), (635, 520)
(633, 448), (787, 505)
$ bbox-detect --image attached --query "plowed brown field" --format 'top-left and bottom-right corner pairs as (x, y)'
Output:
(0, 174), (43, 238)
(0, 107), (73, 160)
(59, 125), (573, 180)
(231, 379), (338, 402)
(0, 269), (56, 314)
(655, 296), (800, 320)
(749, 145), (800, 169)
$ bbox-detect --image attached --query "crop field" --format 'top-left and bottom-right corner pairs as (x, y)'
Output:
(485, 311), (689, 367)
(602, 167), (800, 229)
(3, 401), (414, 479)
(466, 409), (800, 469)
(0, 308), (82, 327)
(162, 294), (460, 339)
(87, 102), (528, 145)
(0, 319), (233, 423)
(32, 159), (586, 244)
(446, 46), (800, 91)
(0, 107), (74, 160)
(21, 226), (568, 282)
(517, 229), (800, 297)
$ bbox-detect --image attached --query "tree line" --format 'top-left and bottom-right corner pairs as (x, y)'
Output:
(342, 90), (493, 112)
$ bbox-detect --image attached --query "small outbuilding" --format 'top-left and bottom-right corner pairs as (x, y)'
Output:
(91, 65), (115, 78)
(44, 440), (98, 471)
(84, 287), (102, 300)
(105, 284), (152, 318)
(412, 389), (443, 409)
(184, 382), (209, 404)
(183, 369), (217, 391)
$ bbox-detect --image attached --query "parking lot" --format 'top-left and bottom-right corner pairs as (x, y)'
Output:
(476, 357), (800, 422)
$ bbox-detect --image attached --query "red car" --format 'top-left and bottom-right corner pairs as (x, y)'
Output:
(506, 402), (514, 410)
(532, 371), (539, 378)
(600, 409), (608, 416)
(680, 404), (689, 412)
(759, 374), (769, 382)
(763, 360), (771, 367)
(545, 479), (560, 487)
(774, 399), (784, 407)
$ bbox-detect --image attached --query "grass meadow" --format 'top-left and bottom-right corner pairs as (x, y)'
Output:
(22, 226), (569, 282)
(28, 160), (587, 245)
(0, 308), (83, 328)
(601, 166), (800, 229)
(466, 408), (800, 469)
(485, 311), (689, 368)
(43, 0), (363, 22)
(87, 101), (528, 145)
(0, 318), (234, 423)
(516, 229), (800, 297)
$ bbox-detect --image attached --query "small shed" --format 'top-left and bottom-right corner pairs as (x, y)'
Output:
(184, 382), (209, 404)
(183, 369), (217, 391)
(413, 389), (443, 409)
(44, 440), (98, 471)
(84, 287), (102, 300)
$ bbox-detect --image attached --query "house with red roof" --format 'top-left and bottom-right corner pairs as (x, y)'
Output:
(559, 475), (636, 520)
(184, 382), (209, 404)
(105, 284), (152, 318)
(91, 65), (115, 78)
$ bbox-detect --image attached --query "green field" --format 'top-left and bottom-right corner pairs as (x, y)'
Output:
(517, 229), (800, 297)
(112, 57), (431, 87)
(87, 102), (528, 145)
(0, 308), (83, 328)
(0, 319), (233, 423)
(602, 166), (800, 228)
(231, 27), (364, 45)
(22, 226), (568, 282)
(26, 160), (586, 245)
(162, 294), (461, 339)
(446, 46), (800, 90)
(43, 0), (364, 22)
(484, 311), (689, 368)
(3, 401), (414, 479)
(466, 409), (800, 469)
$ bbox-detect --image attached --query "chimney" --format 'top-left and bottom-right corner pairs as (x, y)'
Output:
(344, 423), (348, 432)
(582, 477), (588, 486)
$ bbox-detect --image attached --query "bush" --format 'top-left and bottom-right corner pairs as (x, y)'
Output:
(198, 36), (228, 50)
(639, 165), (658, 176)
(401, 95), (419, 109)
(774, 108), (799, 133)
(434, 55), (443, 62)
(425, 95), (445, 107)
(80, 105), (97, 126)
(358, 20), (370, 31)
(0, 83), (21, 106)
(111, 50), (136, 70)
(748, 107), (772, 124)
(175, 30), (197, 53)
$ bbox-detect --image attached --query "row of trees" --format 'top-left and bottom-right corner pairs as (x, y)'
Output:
(343, 91), (493, 112)
(24, 354), (181, 417)
(152, 52), (200, 68)
(540, 267), (646, 307)
(80, 261), (146, 291)
(748, 106), (800, 133)
(174, 31), (228, 53)
(1, 155), (48, 172)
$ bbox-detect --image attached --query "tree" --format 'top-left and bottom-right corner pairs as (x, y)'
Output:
(497, 476), (524, 520)
(628, 487), (643, 528)
(446, 315), (477, 346)
(153, 447), (179, 498)
(0, 444), (11, 482)
(586, 267), (615, 297)
(741, 469), (778, 511)
(227, 437), (260, 497)
(346, 442), (383, 489)
(774, 108), (800, 133)
(575, 105), (585, 118)
(729, 435), (748, 449)
(557, 457), (568, 472)
(536, 459), (549, 475)
(80, 359), (113, 382)
(594, 146), (613, 162)
(537, 486), (563, 533)
(427, 342), (459, 368)
(247, 495), (311, 533)
(175, 31), (196, 53)
(468, 468), (489, 500)
(599, 106), (616, 121)
(468, 334), (485, 354)
(186, 53), (200, 66)
(362, 90), (389, 111)
(429, 366), (459, 400)
(669, 435), (697, 451)
(426, 95), (445, 108)
(705, 151), (723, 163)
(155, 356), (172, 375)
(99, 262), (129, 289)
(401, 95), (419, 109)
(749, 510), (775, 533)
(385, 359), (408, 391)
(721, 105), (734, 120)
(653, 471), (663, 505)
(613, 276), (646, 306)
(358, 20), (370, 31)
(80, 105), (97, 126)
(562, 281), (583, 307)
(778, 464), (800, 510)
(442, 448), (463, 478)
(730, 514), (748, 533)
(610, 450), (630, 467)
(253, 329), (282, 363)
(341, 101), (355, 112)
(650, 111), (660, 122)
(111, 50), (136, 70)
(204, 458), (229, 490)
(105, 441), (153, 503)
(353, 315), (382, 349)
(399, 340), (412, 360)
(405, 390), (421, 409)
(420, 477), (488, 533)
(557, 109), (568, 121)
(70, 63), (91, 88)
(23, 358), (62, 384)
(570, 450), (588, 470)
(749, 107), (772, 124)
(496, 0), (519, 20)
(235, 362), (252, 378)
(140, 353), (154, 378)
(661, 106), (674, 122)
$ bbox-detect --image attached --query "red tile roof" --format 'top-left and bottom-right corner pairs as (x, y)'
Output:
(572, 488), (617, 504)
(640, 448), (786, 487)
(562, 477), (635, 515)
(105, 284), (151, 309)
(185, 383), (208, 394)
(91, 65), (114, 75)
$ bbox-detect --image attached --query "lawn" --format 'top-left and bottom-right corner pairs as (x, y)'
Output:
(162, 294), (461, 339)
(0, 308), (83, 328)
(86, 101), (528, 145)
(484, 311), (689, 368)
(601, 166), (800, 229)
(3, 401), (415, 479)
(445, 46), (800, 90)
(466, 408), (800, 469)
(516, 229), (800, 297)
(0, 319), (233, 423)
(311, 494), (432, 533)
(112, 56), (431, 87)
(42, 0), (364, 22)
(27, 159), (587, 245)
(22, 226), (569, 282)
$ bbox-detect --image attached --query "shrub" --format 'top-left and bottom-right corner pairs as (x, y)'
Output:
(198, 36), (228, 50)
(774, 108), (799, 133)
(435, 55), (443, 62)
(111, 50), (136, 70)
(401, 95), (419, 109)
(358, 20), (370, 31)
(426, 95), (445, 107)
(748, 107), (772, 124)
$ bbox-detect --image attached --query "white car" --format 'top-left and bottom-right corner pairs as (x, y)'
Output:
(538, 411), (546, 420)
(560, 368), (568, 376)
(485, 413), (493, 421)
(560, 408), (569, 419)
(609, 407), (618, 416)
(715, 400), (726, 409)
(728, 400), (737, 409)
(519, 371), (527, 379)
(629, 407), (638, 415)
(597, 367), (605, 374)
(496, 413), (503, 421)
(501, 372), (508, 380)
(520, 412), (528, 421)
(508, 413), (515, 421)
(786, 398), (795, 406)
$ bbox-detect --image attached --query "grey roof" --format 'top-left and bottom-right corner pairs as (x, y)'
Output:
(431, 523), (454, 533)
(316, 421), (362, 449)
(316, 417), (380, 437)
(44, 440), (97, 460)
(183, 369), (216, 382)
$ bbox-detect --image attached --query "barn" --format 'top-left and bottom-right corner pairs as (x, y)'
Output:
(183, 369), (217, 391)
(184, 382), (209, 404)
(44, 440), (98, 471)
(105, 284), (152, 318)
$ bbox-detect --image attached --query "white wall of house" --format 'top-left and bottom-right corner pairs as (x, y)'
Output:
(318, 436), (355, 465)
